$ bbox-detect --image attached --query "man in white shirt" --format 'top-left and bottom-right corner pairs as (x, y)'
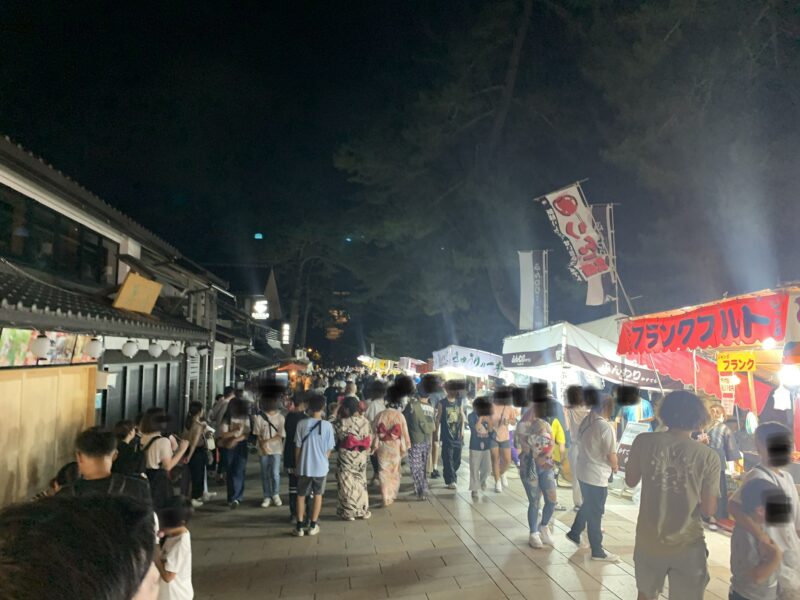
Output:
(566, 391), (619, 562)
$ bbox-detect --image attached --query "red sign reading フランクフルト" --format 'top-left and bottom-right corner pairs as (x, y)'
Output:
(617, 293), (789, 354)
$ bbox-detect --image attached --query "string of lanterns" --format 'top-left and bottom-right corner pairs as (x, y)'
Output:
(30, 334), (208, 361)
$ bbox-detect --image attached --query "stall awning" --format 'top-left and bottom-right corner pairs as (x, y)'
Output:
(433, 345), (503, 378)
(502, 315), (682, 391)
(614, 290), (799, 412)
(617, 290), (794, 355)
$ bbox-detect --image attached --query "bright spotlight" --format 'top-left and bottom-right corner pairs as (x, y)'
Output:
(762, 337), (777, 350)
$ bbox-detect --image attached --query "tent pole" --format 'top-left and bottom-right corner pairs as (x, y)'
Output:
(693, 349), (698, 392)
(747, 371), (757, 414)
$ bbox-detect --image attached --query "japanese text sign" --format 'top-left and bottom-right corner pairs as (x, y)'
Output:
(433, 345), (503, 378)
(617, 293), (788, 354)
(542, 184), (611, 281)
(717, 351), (756, 373)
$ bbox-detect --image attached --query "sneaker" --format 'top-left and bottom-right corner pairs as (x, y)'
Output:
(494, 480), (503, 493)
(360, 511), (372, 520)
(419, 494), (428, 501)
(272, 495), (283, 507)
(501, 475), (509, 487)
(261, 498), (272, 508)
(471, 490), (479, 500)
(539, 526), (554, 546)
(202, 491), (218, 501)
(446, 483), (457, 490)
(344, 516), (355, 521)
(291, 527), (305, 537)
(565, 531), (581, 546)
(431, 470), (441, 479)
(528, 532), (544, 549)
(307, 524), (320, 536)
(229, 500), (240, 510)
(591, 551), (620, 562)
(191, 499), (204, 508)
(481, 481), (487, 491)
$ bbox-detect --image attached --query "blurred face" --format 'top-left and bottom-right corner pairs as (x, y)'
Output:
(132, 563), (160, 600)
(711, 406), (724, 421)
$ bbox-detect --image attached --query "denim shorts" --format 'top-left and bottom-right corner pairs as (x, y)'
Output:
(496, 439), (510, 449)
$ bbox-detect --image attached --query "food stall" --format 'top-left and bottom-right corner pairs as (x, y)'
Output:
(502, 314), (684, 400)
(616, 288), (800, 477)
(357, 354), (399, 375)
(432, 345), (505, 396)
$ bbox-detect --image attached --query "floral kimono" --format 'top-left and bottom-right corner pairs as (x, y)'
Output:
(373, 408), (411, 506)
(334, 414), (372, 519)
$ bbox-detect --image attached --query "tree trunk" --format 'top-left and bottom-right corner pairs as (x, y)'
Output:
(479, 0), (534, 328)
(485, 0), (534, 162)
(297, 276), (312, 349)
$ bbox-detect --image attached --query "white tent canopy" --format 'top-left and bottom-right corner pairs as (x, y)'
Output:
(432, 345), (503, 378)
(502, 314), (680, 391)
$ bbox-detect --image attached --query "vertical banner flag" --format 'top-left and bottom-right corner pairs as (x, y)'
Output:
(533, 250), (548, 329)
(519, 250), (549, 331)
(541, 183), (611, 305)
(518, 251), (534, 331)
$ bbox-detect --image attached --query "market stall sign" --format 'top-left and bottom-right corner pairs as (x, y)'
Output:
(618, 293), (788, 354)
(616, 421), (651, 471)
(433, 346), (503, 377)
(717, 351), (756, 372)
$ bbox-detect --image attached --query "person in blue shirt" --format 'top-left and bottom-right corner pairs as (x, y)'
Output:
(620, 397), (655, 431)
(292, 394), (335, 537)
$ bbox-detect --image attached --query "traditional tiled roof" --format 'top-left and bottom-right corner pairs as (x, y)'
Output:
(0, 270), (210, 342)
(0, 135), (183, 259)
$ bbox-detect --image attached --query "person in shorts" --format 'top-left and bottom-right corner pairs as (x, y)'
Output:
(625, 391), (721, 600)
(292, 393), (335, 537)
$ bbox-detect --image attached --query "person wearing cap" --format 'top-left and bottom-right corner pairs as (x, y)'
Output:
(566, 390), (619, 562)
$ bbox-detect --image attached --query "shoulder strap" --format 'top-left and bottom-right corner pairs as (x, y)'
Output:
(301, 420), (323, 444)
(142, 435), (162, 453)
(108, 474), (128, 495)
(755, 464), (781, 486)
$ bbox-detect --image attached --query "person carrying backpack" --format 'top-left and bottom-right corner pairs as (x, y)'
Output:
(59, 427), (151, 506)
(403, 374), (437, 500)
(139, 408), (189, 509)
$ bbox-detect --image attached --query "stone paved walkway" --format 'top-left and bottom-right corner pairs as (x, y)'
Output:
(191, 448), (733, 600)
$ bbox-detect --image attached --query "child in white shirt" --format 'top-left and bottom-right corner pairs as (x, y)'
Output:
(156, 497), (194, 600)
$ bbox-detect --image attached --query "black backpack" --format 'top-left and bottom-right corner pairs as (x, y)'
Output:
(112, 438), (147, 478)
(142, 436), (174, 509)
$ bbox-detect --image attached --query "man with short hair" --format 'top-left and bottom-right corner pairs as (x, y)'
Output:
(566, 393), (619, 562)
(59, 426), (151, 505)
(625, 391), (721, 600)
(435, 380), (466, 489)
(292, 394), (335, 537)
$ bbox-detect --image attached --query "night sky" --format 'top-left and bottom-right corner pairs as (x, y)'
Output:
(2, 2), (799, 360)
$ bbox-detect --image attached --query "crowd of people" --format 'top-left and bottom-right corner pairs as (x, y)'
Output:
(0, 366), (798, 600)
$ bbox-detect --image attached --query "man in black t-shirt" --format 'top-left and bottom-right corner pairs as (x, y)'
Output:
(283, 395), (310, 523)
(58, 427), (151, 506)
